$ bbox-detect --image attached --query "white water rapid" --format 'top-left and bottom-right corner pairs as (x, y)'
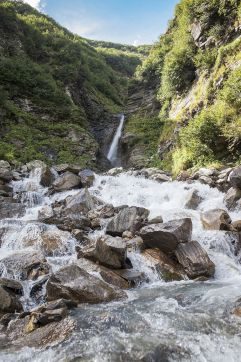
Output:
(107, 114), (125, 166)
(1, 170), (241, 361)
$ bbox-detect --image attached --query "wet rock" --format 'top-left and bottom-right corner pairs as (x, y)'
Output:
(26, 160), (55, 187)
(175, 241), (215, 279)
(0, 161), (12, 182)
(224, 187), (241, 210)
(113, 269), (144, 286)
(201, 209), (232, 230)
(0, 251), (51, 281)
(0, 184), (13, 197)
(78, 169), (95, 187)
(139, 218), (192, 253)
(126, 236), (145, 251)
(142, 249), (186, 281)
(87, 203), (115, 220)
(0, 199), (25, 219)
(228, 166), (241, 189)
(106, 206), (149, 237)
(106, 167), (123, 176)
(0, 278), (23, 313)
(185, 189), (203, 210)
(79, 235), (127, 269)
(54, 164), (82, 175)
(231, 220), (241, 232)
(52, 171), (81, 192)
(46, 264), (125, 304)
(147, 216), (163, 224)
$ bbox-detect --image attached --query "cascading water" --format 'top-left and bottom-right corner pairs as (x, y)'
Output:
(107, 114), (125, 166)
(1, 170), (241, 361)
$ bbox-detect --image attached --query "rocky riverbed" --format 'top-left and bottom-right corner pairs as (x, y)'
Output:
(1, 161), (241, 361)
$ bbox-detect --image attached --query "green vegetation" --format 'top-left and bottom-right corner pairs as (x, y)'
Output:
(133, 0), (241, 174)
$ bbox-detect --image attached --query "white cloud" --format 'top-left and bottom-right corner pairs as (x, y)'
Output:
(133, 35), (143, 47)
(67, 21), (102, 38)
(22, 0), (44, 10)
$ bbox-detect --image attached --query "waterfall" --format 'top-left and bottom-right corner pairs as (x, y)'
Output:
(107, 114), (125, 166)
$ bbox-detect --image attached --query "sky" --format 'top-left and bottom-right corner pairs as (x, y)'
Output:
(22, 0), (179, 45)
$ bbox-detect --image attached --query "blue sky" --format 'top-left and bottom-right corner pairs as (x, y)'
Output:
(23, 0), (179, 45)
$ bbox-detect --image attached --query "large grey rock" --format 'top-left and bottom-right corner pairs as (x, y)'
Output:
(201, 209), (232, 230)
(78, 169), (95, 187)
(139, 218), (192, 253)
(0, 251), (50, 281)
(0, 160), (12, 182)
(0, 278), (23, 313)
(79, 235), (127, 269)
(175, 241), (215, 279)
(54, 164), (82, 175)
(52, 171), (81, 191)
(191, 21), (203, 41)
(46, 264), (125, 304)
(106, 206), (149, 236)
(0, 199), (25, 219)
(224, 187), (241, 210)
(228, 166), (241, 189)
(185, 189), (203, 210)
(27, 160), (55, 187)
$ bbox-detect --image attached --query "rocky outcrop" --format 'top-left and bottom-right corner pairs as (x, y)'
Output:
(78, 169), (95, 187)
(139, 218), (192, 253)
(46, 264), (125, 304)
(175, 241), (215, 279)
(201, 209), (232, 230)
(106, 206), (149, 236)
(0, 278), (23, 313)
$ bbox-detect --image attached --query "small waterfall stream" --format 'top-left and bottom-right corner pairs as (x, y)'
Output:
(1, 170), (241, 361)
(107, 114), (125, 166)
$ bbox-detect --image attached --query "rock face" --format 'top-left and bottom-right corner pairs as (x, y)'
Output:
(106, 206), (149, 236)
(0, 278), (23, 313)
(201, 209), (232, 230)
(46, 264), (125, 304)
(79, 235), (127, 269)
(185, 189), (203, 210)
(228, 166), (241, 189)
(142, 249), (186, 281)
(0, 251), (50, 280)
(52, 172), (81, 191)
(224, 187), (241, 210)
(139, 218), (192, 253)
(175, 241), (215, 279)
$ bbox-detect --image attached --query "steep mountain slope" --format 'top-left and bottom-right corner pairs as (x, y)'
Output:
(0, 0), (140, 168)
(124, 0), (241, 174)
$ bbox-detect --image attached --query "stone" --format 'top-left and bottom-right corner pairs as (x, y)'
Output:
(147, 216), (163, 224)
(231, 220), (241, 232)
(201, 209), (232, 230)
(107, 167), (123, 176)
(79, 235), (127, 269)
(0, 251), (50, 281)
(54, 164), (82, 175)
(46, 264), (125, 304)
(185, 189), (203, 210)
(27, 160), (55, 187)
(142, 249), (186, 281)
(228, 166), (241, 189)
(106, 206), (149, 236)
(52, 171), (81, 191)
(0, 162), (12, 182)
(78, 169), (95, 187)
(0, 278), (23, 313)
(113, 269), (145, 287)
(139, 218), (192, 253)
(191, 21), (203, 41)
(0, 200), (25, 220)
(175, 241), (215, 279)
(224, 187), (241, 210)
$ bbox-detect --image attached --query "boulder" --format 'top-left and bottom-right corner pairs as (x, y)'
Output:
(142, 249), (186, 281)
(0, 160), (12, 182)
(78, 169), (95, 187)
(46, 264), (125, 304)
(0, 200), (25, 219)
(27, 160), (55, 187)
(231, 220), (241, 232)
(0, 251), (50, 280)
(147, 216), (163, 224)
(201, 209), (232, 230)
(185, 189), (203, 210)
(0, 278), (23, 313)
(54, 164), (82, 175)
(106, 206), (149, 236)
(191, 21), (203, 41)
(79, 235), (127, 269)
(175, 241), (215, 279)
(52, 171), (81, 192)
(228, 166), (241, 189)
(224, 187), (241, 210)
(139, 218), (192, 253)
